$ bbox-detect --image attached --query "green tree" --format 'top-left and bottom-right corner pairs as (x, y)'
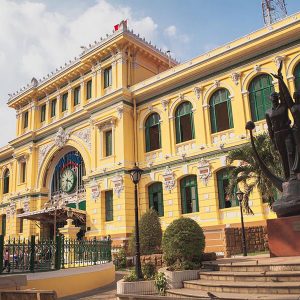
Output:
(227, 132), (282, 211)
(129, 208), (162, 255)
(162, 217), (205, 269)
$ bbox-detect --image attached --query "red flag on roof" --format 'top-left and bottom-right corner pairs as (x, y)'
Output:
(114, 20), (127, 32)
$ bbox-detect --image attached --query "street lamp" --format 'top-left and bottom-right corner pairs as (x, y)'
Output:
(236, 189), (247, 256)
(129, 163), (144, 279)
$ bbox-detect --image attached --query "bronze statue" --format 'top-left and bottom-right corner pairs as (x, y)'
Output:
(246, 62), (300, 217)
(271, 67), (300, 174)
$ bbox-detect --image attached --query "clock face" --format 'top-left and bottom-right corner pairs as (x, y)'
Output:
(61, 169), (76, 193)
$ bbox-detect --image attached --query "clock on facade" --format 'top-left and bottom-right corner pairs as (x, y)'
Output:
(61, 168), (77, 193)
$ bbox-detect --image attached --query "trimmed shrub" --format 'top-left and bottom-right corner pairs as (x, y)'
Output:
(142, 262), (156, 279)
(123, 270), (138, 282)
(113, 248), (127, 270)
(129, 208), (162, 255)
(162, 217), (205, 269)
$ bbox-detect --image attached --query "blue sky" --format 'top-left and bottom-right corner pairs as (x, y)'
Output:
(0, 0), (299, 146)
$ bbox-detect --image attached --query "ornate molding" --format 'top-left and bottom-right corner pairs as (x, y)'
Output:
(96, 116), (117, 131)
(38, 142), (53, 170)
(161, 99), (170, 111)
(112, 174), (124, 198)
(90, 178), (100, 201)
(116, 107), (123, 120)
(213, 80), (220, 89)
(274, 55), (285, 68)
(55, 127), (70, 148)
(73, 127), (91, 151)
(198, 159), (212, 186)
(193, 86), (203, 100)
(163, 166), (175, 191)
(254, 65), (261, 73)
(231, 72), (240, 85)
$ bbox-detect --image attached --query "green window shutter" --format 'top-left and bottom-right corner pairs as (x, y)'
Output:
(190, 113), (195, 139)
(210, 102), (217, 133)
(62, 93), (68, 112)
(78, 200), (86, 210)
(104, 67), (112, 88)
(21, 162), (26, 183)
(40, 105), (46, 122)
(175, 116), (181, 143)
(105, 130), (112, 156)
(105, 190), (113, 221)
(294, 63), (300, 92)
(74, 86), (80, 106)
(175, 102), (194, 143)
(227, 99), (234, 129)
(148, 182), (164, 216)
(249, 74), (274, 122)
(217, 172), (225, 209)
(23, 111), (28, 128)
(51, 99), (57, 117)
(145, 113), (161, 152)
(86, 80), (92, 100)
(3, 170), (9, 194)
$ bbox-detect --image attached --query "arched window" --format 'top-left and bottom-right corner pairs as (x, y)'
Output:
(3, 169), (9, 194)
(148, 182), (164, 216)
(249, 74), (274, 122)
(175, 101), (195, 143)
(294, 62), (300, 92)
(180, 175), (199, 214)
(145, 113), (161, 152)
(210, 89), (234, 133)
(217, 169), (238, 209)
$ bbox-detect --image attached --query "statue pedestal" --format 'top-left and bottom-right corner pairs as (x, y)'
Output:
(59, 219), (81, 239)
(273, 180), (300, 217)
(267, 215), (300, 257)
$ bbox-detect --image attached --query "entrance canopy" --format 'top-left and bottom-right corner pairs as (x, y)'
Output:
(17, 207), (86, 224)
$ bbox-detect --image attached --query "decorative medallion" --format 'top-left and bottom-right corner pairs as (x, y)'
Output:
(54, 127), (70, 148)
(160, 99), (170, 111)
(198, 159), (211, 186)
(90, 178), (100, 201)
(73, 127), (91, 151)
(112, 174), (124, 198)
(274, 56), (285, 68)
(163, 166), (176, 191)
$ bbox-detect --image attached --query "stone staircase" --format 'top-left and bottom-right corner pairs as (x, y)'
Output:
(166, 259), (300, 299)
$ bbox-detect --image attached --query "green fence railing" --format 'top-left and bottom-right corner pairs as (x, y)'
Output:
(0, 235), (112, 274)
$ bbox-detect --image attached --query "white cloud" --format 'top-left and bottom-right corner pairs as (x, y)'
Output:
(164, 25), (177, 37)
(0, 0), (159, 147)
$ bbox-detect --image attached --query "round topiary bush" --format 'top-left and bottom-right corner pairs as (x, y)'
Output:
(162, 217), (205, 269)
(129, 208), (162, 255)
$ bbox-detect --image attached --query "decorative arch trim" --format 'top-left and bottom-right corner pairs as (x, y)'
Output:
(139, 108), (163, 129)
(203, 83), (234, 107)
(286, 54), (300, 78)
(169, 94), (196, 117)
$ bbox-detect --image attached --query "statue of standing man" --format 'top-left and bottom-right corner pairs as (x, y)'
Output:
(272, 62), (300, 175)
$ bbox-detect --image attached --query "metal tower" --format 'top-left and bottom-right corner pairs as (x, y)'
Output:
(262, 0), (287, 26)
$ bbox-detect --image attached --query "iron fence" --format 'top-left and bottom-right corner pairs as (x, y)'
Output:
(0, 235), (111, 274)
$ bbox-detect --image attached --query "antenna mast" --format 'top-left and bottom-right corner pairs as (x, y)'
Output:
(262, 0), (287, 26)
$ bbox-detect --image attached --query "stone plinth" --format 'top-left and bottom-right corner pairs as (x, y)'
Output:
(267, 215), (300, 257)
(59, 218), (80, 239)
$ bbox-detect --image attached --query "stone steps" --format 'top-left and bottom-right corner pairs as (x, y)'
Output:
(183, 279), (300, 294)
(199, 270), (300, 282)
(203, 262), (300, 272)
(166, 288), (300, 299)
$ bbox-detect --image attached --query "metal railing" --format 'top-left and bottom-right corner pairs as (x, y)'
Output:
(0, 235), (111, 274)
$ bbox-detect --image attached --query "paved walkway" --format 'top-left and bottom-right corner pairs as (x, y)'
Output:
(60, 272), (126, 300)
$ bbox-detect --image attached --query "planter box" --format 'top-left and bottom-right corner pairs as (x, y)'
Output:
(117, 279), (157, 295)
(159, 267), (200, 289)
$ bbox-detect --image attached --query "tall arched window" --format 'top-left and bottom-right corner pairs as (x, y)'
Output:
(3, 169), (9, 194)
(210, 89), (234, 133)
(294, 62), (300, 92)
(180, 175), (199, 214)
(175, 101), (195, 143)
(217, 168), (238, 209)
(249, 74), (274, 122)
(148, 182), (164, 216)
(145, 113), (161, 152)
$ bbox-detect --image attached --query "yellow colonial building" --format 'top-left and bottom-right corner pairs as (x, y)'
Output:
(1, 14), (300, 254)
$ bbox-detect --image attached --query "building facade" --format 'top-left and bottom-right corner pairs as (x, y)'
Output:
(1, 15), (300, 254)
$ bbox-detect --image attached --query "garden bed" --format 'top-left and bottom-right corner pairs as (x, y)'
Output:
(117, 279), (157, 295)
(159, 267), (200, 289)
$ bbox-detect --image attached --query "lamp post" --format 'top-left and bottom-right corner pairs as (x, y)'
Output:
(129, 163), (144, 279)
(236, 189), (247, 256)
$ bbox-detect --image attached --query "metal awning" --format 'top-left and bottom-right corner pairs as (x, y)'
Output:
(17, 207), (86, 223)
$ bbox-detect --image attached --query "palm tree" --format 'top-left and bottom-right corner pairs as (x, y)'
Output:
(226, 132), (283, 214)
